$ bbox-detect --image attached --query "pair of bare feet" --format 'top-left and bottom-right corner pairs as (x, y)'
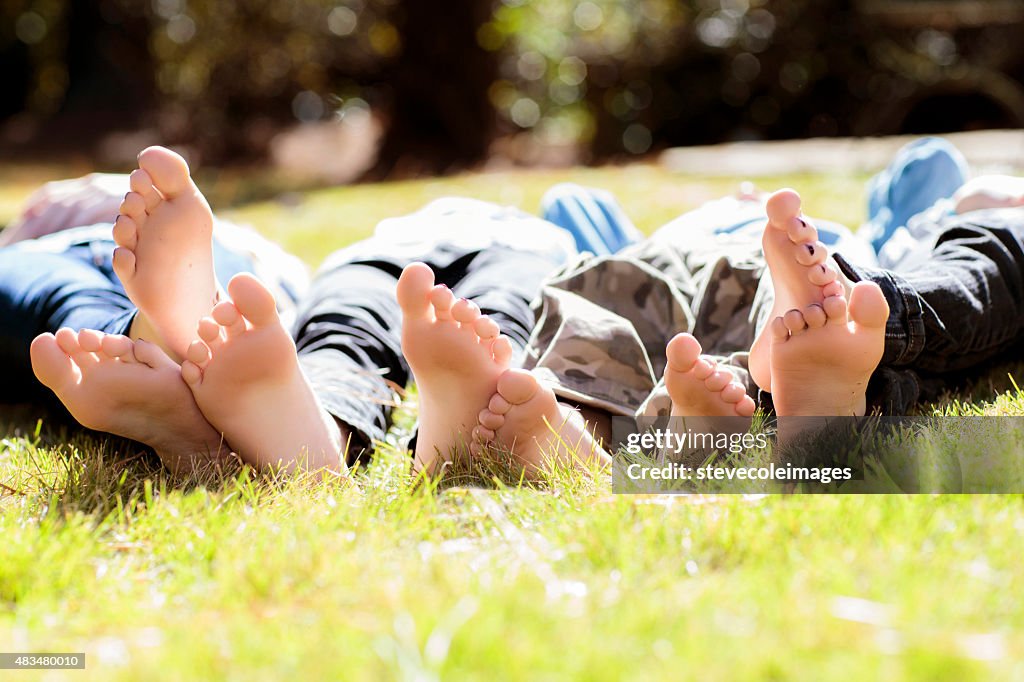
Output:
(30, 147), (342, 473)
(663, 189), (889, 439)
(395, 263), (610, 475)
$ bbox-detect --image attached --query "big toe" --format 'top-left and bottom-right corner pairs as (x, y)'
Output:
(396, 262), (435, 319)
(137, 146), (192, 199)
(227, 273), (279, 327)
(496, 368), (542, 406)
(665, 333), (701, 372)
(765, 188), (801, 225)
(30, 333), (75, 390)
(848, 281), (890, 329)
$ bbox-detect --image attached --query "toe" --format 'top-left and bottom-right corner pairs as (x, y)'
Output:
(112, 247), (137, 282)
(133, 338), (176, 369)
(496, 368), (541, 405)
(822, 280), (845, 298)
(823, 295), (848, 324)
(428, 285), (455, 321)
(101, 334), (136, 361)
(765, 189), (801, 226)
(119, 192), (147, 222)
(848, 282), (889, 329)
(212, 301), (246, 337)
(197, 317), (223, 345)
(77, 329), (103, 353)
(795, 241), (827, 266)
(720, 382), (747, 403)
(787, 216), (818, 244)
(181, 360), (203, 387)
(704, 369), (731, 392)
(397, 263), (435, 319)
(735, 395), (757, 417)
(137, 146), (193, 199)
(665, 332), (701, 373)
(451, 298), (481, 325)
(30, 333), (76, 390)
(478, 409), (505, 431)
(808, 262), (837, 286)
(473, 316), (500, 341)
(802, 303), (827, 329)
(186, 339), (212, 367)
(112, 215), (138, 249)
(782, 309), (808, 335)
(690, 358), (715, 380)
(227, 273), (279, 328)
(129, 168), (162, 211)
(55, 327), (96, 365)
(770, 316), (790, 343)
(488, 393), (512, 416)
(491, 336), (513, 365)
(472, 426), (496, 444)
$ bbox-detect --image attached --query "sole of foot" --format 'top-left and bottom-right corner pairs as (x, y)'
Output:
(181, 273), (342, 472)
(749, 188), (845, 393)
(30, 328), (227, 475)
(471, 368), (610, 476)
(112, 146), (218, 362)
(396, 262), (514, 473)
(768, 281), (889, 440)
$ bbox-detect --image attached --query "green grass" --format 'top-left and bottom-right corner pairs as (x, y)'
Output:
(1, 163), (1023, 680)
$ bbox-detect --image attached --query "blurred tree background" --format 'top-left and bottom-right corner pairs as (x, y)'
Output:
(2, 0), (1024, 177)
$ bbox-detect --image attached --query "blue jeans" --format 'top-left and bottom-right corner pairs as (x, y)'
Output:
(0, 226), (258, 405)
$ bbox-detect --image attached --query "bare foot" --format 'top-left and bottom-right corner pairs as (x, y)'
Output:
(471, 369), (610, 475)
(112, 146), (218, 362)
(181, 274), (343, 472)
(749, 189), (845, 393)
(664, 333), (757, 418)
(769, 282), (889, 435)
(30, 328), (228, 475)
(396, 262), (513, 473)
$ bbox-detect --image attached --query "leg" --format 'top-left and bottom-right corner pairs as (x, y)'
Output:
(836, 209), (1024, 384)
(540, 183), (643, 256)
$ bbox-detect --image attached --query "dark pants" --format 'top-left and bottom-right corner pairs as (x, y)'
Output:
(835, 207), (1024, 412)
(291, 242), (564, 461)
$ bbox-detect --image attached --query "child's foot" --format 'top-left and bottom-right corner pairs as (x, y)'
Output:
(30, 328), (228, 475)
(396, 263), (513, 473)
(749, 189), (845, 393)
(664, 333), (757, 418)
(181, 274), (343, 471)
(112, 146), (218, 362)
(769, 282), (889, 435)
(471, 369), (610, 474)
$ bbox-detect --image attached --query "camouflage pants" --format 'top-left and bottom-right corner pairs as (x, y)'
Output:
(522, 227), (779, 420)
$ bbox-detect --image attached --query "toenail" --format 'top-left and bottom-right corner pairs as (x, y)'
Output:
(806, 244), (815, 255)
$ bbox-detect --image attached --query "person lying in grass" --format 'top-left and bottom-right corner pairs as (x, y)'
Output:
(4, 147), (622, 475)
(464, 137), (1024, 463)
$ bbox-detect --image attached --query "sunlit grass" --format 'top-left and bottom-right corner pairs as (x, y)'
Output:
(0, 162), (1021, 680)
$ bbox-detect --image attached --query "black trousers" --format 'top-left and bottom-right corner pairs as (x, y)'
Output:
(836, 207), (1024, 412)
(291, 241), (564, 461)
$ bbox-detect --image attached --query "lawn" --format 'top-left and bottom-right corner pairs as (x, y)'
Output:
(1, 163), (1022, 681)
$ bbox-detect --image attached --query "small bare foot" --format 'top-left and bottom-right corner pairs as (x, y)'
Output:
(112, 146), (218, 362)
(30, 328), (228, 475)
(181, 274), (343, 471)
(397, 262), (514, 473)
(471, 369), (610, 475)
(664, 333), (757, 418)
(749, 189), (845, 393)
(769, 282), (889, 437)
